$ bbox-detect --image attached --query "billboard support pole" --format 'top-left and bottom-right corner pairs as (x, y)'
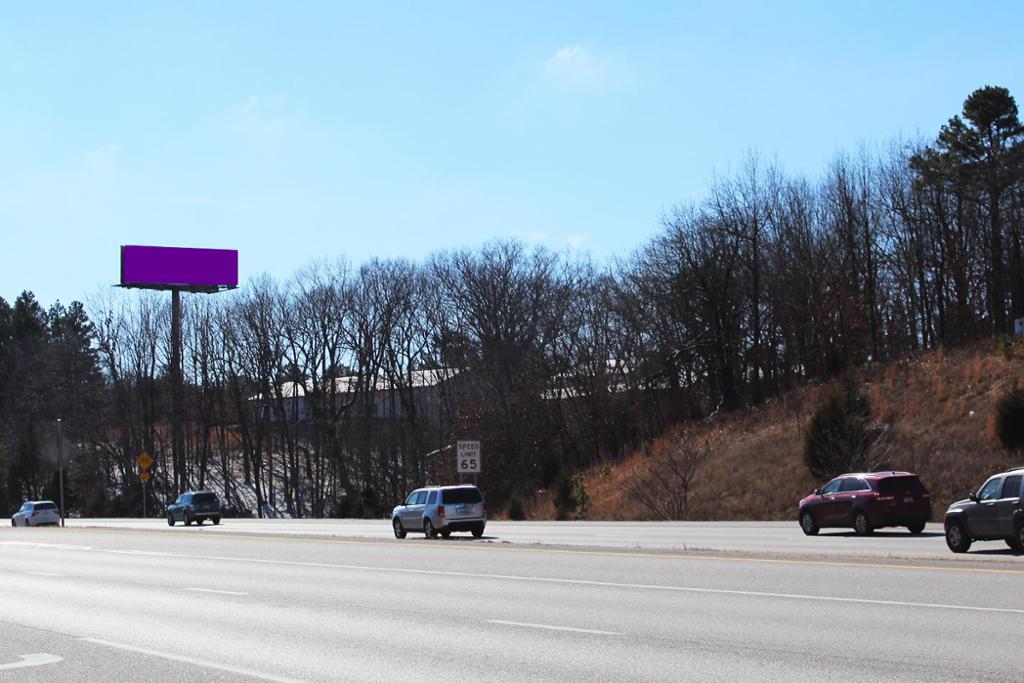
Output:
(171, 287), (183, 495)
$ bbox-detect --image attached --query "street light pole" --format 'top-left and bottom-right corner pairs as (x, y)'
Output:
(56, 418), (65, 528)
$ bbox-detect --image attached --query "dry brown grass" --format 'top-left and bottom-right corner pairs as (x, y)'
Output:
(526, 337), (1024, 521)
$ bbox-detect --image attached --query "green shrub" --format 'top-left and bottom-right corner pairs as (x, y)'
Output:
(803, 379), (882, 480)
(996, 335), (1014, 360)
(995, 385), (1024, 454)
(507, 496), (527, 521)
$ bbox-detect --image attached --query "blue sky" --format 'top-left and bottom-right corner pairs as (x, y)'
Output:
(1, 1), (1021, 305)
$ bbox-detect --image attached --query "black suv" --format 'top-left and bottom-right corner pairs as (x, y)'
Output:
(167, 491), (222, 527)
(944, 468), (1024, 553)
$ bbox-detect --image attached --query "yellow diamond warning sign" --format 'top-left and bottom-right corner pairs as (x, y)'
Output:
(137, 452), (154, 470)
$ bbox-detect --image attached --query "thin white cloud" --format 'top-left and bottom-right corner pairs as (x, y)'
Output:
(565, 233), (587, 250)
(542, 44), (626, 87)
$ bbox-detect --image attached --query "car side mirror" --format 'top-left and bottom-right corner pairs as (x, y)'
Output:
(969, 493), (979, 503)
(813, 488), (822, 496)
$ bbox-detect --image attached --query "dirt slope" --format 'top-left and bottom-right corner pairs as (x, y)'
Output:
(528, 338), (1024, 521)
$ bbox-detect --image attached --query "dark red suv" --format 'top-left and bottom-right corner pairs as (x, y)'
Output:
(798, 471), (932, 536)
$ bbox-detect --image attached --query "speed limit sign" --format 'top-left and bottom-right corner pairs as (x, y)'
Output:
(457, 441), (481, 473)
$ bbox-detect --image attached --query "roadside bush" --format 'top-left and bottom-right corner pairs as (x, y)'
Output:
(803, 379), (888, 480)
(507, 496), (527, 521)
(995, 385), (1024, 454)
(625, 431), (708, 520)
(552, 473), (589, 520)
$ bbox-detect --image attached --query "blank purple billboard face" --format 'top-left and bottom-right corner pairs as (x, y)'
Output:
(121, 245), (238, 291)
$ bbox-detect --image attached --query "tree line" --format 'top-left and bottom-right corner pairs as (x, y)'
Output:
(1, 85), (1021, 518)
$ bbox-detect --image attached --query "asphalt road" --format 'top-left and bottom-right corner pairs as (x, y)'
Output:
(63, 517), (1024, 562)
(2, 525), (1023, 681)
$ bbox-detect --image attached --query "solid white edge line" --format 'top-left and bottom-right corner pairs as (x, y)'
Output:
(487, 620), (622, 635)
(79, 638), (305, 683)
(24, 571), (64, 577)
(184, 587), (249, 596)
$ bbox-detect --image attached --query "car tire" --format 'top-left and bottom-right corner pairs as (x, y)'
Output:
(423, 519), (437, 539)
(853, 511), (873, 536)
(800, 511), (819, 536)
(907, 521), (925, 535)
(1007, 523), (1024, 552)
(440, 530), (451, 538)
(167, 514), (175, 527)
(10, 518), (15, 527)
(945, 520), (971, 553)
(393, 518), (406, 539)
(195, 518), (204, 526)
(184, 513), (193, 526)
(472, 524), (485, 538)
(212, 517), (221, 526)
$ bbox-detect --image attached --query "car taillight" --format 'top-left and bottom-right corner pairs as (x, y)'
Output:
(437, 505), (445, 517)
(483, 502), (487, 514)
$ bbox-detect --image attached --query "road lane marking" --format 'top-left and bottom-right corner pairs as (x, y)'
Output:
(80, 638), (304, 683)
(487, 620), (621, 635)
(21, 544), (1024, 616)
(184, 587), (248, 596)
(58, 525), (1024, 576)
(24, 571), (64, 577)
(0, 653), (63, 670)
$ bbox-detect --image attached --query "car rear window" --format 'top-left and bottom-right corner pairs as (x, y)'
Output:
(34, 502), (57, 510)
(877, 476), (926, 494)
(442, 487), (483, 504)
(192, 493), (218, 505)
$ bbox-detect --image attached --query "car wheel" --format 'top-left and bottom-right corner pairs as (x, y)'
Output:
(1007, 523), (1024, 552)
(212, 517), (221, 526)
(853, 511), (873, 536)
(907, 521), (925, 534)
(167, 514), (175, 527)
(184, 513), (193, 526)
(800, 511), (819, 536)
(945, 520), (971, 553)
(195, 518), (204, 526)
(423, 519), (436, 539)
(440, 530), (451, 538)
(472, 524), (484, 538)
(393, 518), (406, 539)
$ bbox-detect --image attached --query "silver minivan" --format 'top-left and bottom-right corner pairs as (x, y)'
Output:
(392, 485), (486, 539)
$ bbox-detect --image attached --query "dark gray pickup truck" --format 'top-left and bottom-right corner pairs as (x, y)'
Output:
(945, 468), (1024, 553)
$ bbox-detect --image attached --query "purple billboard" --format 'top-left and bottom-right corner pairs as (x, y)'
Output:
(120, 245), (238, 291)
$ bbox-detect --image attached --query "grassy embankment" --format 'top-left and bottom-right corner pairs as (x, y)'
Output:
(527, 338), (1024, 521)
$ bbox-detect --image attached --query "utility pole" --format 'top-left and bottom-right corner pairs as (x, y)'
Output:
(56, 418), (65, 528)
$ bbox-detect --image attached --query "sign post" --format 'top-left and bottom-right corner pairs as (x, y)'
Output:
(137, 452), (154, 518)
(56, 418), (65, 528)
(456, 440), (481, 485)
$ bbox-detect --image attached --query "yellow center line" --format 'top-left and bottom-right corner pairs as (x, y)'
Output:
(63, 523), (1024, 576)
